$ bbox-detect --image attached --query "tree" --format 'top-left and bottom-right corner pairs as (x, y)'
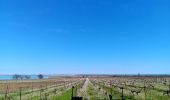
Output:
(38, 74), (44, 79)
(24, 75), (31, 79)
(13, 74), (21, 80)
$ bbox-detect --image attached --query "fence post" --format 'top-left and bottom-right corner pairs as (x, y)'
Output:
(144, 86), (146, 100)
(144, 81), (146, 100)
(19, 87), (22, 100)
(71, 86), (74, 100)
(75, 85), (78, 96)
(31, 82), (33, 100)
(5, 84), (8, 100)
(46, 82), (47, 90)
(109, 80), (112, 100)
(121, 87), (124, 100)
(40, 84), (42, 100)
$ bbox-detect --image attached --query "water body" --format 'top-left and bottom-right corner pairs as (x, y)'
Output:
(0, 75), (48, 80)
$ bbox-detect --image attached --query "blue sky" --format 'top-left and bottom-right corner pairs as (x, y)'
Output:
(0, 0), (170, 74)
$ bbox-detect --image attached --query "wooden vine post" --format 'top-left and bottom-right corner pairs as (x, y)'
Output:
(31, 82), (33, 99)
(71, 86), (75, 100)
(143, 81), (147, 100)
(19, 87), (22, 100)
(144, 86), (146, 100)
(40, 84), (42, 100)
(5, 84), (9, 100)
(109, 80), (112, 100)
(120, 87), (125, 100)
(75, 85), (77, 96)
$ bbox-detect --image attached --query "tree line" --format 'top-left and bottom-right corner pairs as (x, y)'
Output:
(12, 74), (44, 80)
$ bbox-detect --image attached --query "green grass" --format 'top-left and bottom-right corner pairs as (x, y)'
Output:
(51, 85), (80, 100)
(52, 89), (72, 100)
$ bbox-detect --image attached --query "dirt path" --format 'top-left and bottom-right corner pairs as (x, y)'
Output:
(78, 78), (110, 100)
(77, 78), (90, 99)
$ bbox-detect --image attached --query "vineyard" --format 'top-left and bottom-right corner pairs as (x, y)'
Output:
(0, 76), (170, 100)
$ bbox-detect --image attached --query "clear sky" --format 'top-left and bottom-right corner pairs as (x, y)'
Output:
(0, 0), (170, 74)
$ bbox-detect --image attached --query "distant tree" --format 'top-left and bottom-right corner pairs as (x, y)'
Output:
(138, 73), (141, 76)
(20, 75), (24, 80)
(38, 74), (44, 79)
(24, 75), (31, 79)
(13, 74), (21, 80)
